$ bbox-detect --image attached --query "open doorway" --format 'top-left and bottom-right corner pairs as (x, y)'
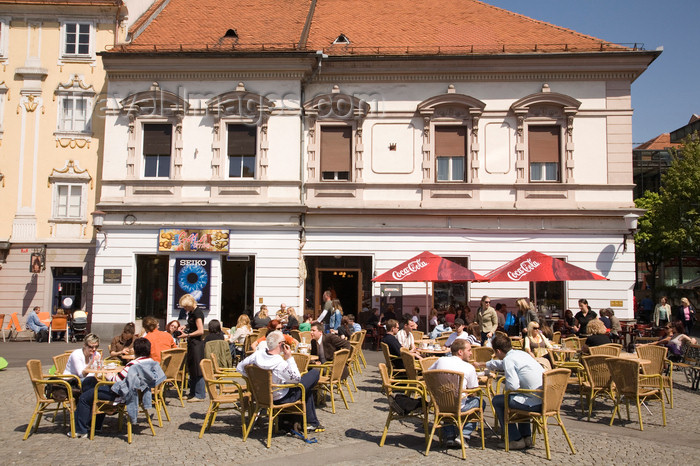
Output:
(318, 269), (361, 317)
(221, 255), (255, 328)
(135, 255), (169, 320)
(304, 256), (372, 320)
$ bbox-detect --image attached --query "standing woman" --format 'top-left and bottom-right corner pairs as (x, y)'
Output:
(679, 297), (696, 334)
(516, 298), (538, 335)
(329, 299), (343, 332)
(573, 299), (597, 336)
(653, 296), (671, 328)
(476, 295), (499, 344)
(178, 294), (206, 401)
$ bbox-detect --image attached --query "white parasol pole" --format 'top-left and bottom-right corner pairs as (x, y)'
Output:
(425, 282), (430, 333)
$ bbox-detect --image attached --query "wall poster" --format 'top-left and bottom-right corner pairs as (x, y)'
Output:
(174, 257), (211, 312)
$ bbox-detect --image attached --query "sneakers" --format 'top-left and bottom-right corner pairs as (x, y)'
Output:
(498, 438), (527, 450)
(388, 395), (406, 416)
(68, 432), (89, 439)
(187, 396), (205, 402)
(307, 423), (326, 433)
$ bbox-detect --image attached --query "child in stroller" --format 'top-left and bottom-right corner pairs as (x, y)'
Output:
(70, 309), (88, 342)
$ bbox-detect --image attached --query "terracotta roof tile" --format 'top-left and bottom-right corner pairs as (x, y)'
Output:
(634, 134), (682, 151)
(117, 0), (630, 55)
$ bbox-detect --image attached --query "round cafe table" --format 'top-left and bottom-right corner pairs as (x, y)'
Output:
(416, 346), (450, 356)
(88, 365), (124, 379)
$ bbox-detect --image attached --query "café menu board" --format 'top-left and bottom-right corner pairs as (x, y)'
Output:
(158, 229), (229, 252)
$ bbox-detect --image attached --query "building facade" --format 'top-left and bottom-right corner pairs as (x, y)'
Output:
(91, 0), (659, 335)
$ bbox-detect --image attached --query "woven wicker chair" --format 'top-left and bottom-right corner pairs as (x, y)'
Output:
(316, 348), (351, 413)
(606, 357), (666, 431)
(411, 330), (425, 342)
(562, 337), (581, 352)
(435, 335), (451, 347)
(90, 381), (156, 443)
(418, 356), (440, 374)
(378, 363), (429, 447)
(636, 344), (674, 408)
(551, 331), (562, 345)
(676, 343), (700, 390)
(588, 344), (622, 357)
(199, 359), (249, 439)
(381, 342), (406, 379)
(510, 338), (523, 350)
(159, 348), (186, 407)
(349, 329), (367, 369)
(423, 369), (485, 459)
(52, 353), (71, 375)
(581, 355), (615, 420)
(291, 353), (310, 375)
(471, 347), (494, 365)
(24, 360), (77, 439)
(504, 368), (575, 460)
(401, 349), (423, 382)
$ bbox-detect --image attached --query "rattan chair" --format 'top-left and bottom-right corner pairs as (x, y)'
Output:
(636, 344), (674, 408)
(24, 360), (77, 439)
(159, 347), (187, 407)
(291, 353), (311, 375)
(510, 338), (523, 350)
(401, 349), (423, 382)
(378, 363), (429, 447)
(199, 359), (249, 438)
(607, 357), (666, 431)
(90, 381), (157, 443)
(551, 331), (562, 345)
(243, 364), (307, 448)
(316, 348), (352, 413)
(471, 346), (494, 365)
(349, 329), (368, 369)
(562, 337), (581, 352)
(504, 368), (575, 460)
(423, 369), (485, 459)
(588, 343), (622, 357)
(298, 330), (312, 343)
(381, 342), (406, 379)
(418, 356), (440, 374)
(581, 355), (615, 420)
(435, 335), (451, 347)
(411, 330), (425, 342)
(52, 353), (71, 375)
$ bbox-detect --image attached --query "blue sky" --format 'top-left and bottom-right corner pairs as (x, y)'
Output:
(482, 0), (699, 145)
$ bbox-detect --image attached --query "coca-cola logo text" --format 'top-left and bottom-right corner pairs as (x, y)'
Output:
(507, 258), (541, 280)
(392, 258), (428, 280)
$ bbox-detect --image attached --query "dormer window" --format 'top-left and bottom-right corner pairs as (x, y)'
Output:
(224, 29), (238, 39)
(333, 33), (350, 45)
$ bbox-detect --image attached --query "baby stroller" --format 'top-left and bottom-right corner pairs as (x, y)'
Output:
(70, 310), (88, 342)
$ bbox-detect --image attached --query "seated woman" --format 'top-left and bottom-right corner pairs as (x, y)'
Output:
(465, 322), (482, 347)
(663, 321), (697, 362)
(523, 321), (553, 358)
(298, 313), (313, 332)
(582, 318), (612, 354)
(230, 314), (253, 358)
(166, 319), (181, 344)
(64, 333), (102, 392)
(562, 309), (577, 335)
(285, 307), (299, 330)
(337, 315), (354, 340)
(250, 319), (299, 351)
(204, 319), (225, 343)
(253, 305), (271, 329)
(109, 322), (136, 364)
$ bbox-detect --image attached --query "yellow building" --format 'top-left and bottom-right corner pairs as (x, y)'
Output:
(0, 0), (127, 328)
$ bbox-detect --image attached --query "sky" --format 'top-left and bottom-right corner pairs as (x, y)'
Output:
(482, 0), (699, 145)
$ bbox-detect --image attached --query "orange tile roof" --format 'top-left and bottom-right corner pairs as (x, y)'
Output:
(634, 134), (682, 151)
(117, 0), (631, 55)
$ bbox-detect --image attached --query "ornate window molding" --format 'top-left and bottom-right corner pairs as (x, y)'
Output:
(0, 17), (8, 64)
(54, 75), (95, 146)
(304, 85), (370, 183)
(206, 82), (274, 180)
(120, 83), (189, 180)
(417, 85), (485, 183)
(510, 84), (581, 184)
(48, 160), (92, 235)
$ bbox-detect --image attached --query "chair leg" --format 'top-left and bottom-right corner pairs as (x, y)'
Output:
(660, 392), (667, 426)
(343, 379), (355, 403)
(542, 417), (551, 460)
(199, 403), (214, 438)
(458, 426), (466, 460)
(636, 398), (644, 431)
(266, 408), (274, 448)
(424, 415), (440, 456)
(143, 407), (156, 436)
(557, 414), (576, 455)
(379, 411), (392, 446)
(24, 405), (40, 440)
(160, 393), (171, 422)
(337, 382), (350, 410)
(243, 407), (259, 441)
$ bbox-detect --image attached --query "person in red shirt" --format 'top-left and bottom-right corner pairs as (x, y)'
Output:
(143, 316), (176, 362)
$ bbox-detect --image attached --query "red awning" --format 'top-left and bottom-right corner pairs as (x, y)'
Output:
(484, 250), (607, 282)
(372, 251), (487, 283)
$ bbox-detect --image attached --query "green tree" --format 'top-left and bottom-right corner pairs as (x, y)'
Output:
(634, 191), (666, 291)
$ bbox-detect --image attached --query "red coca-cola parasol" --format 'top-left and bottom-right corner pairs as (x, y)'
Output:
(373, 251), (487, 332)
(484, 250), (607, 282)
(373, 251), (488, 283)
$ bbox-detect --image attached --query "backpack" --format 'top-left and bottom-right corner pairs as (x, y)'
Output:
(36, 329), (49, 343)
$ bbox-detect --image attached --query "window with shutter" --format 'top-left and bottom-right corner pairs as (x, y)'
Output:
(435, 126), (466, 182)
(528, 125), (560, 182)
(227, 124), (256, 178)
(143, 123), (172, 178)
(320, 126), (351, 181)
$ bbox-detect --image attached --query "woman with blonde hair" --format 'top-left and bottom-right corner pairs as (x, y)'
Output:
(230, 314), (253, 358)
(254, 304), (271, 329)
(679, 297), (696, 334)
(582, 318), (611, 354)
(523, 321), (552, 358)
(178, 294), (206, 401)
(516, 298), (538, 333)
(329, 299), (343, 331)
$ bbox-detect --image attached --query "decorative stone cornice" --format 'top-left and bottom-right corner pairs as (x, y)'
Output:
(120, 82), (189, 116)
(48, 159), (93, 189)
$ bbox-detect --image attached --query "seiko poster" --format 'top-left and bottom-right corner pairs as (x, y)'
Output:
(174, 258), (211, 312)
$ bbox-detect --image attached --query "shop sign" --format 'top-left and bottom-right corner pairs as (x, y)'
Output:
(610, 300), (623, 308)
(103, 269), (122, 284)
(158, 229), (229, 252)
(175, 258), (211, 312)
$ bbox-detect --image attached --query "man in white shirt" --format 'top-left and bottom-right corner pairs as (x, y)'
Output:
(397, 319), (422, 359)
(430, 316), (451, 339)
(486, 333), (544, 450)
(428, 339), (481, 447)
(445, 318), (469, 347)
(238, 330), (324, 432)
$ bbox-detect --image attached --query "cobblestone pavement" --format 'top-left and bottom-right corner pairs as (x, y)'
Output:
(1, 341), (699, 464)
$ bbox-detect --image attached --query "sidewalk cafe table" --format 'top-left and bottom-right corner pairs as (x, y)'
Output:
(416, 346), (450, 356)
(89, 365), (124, 380)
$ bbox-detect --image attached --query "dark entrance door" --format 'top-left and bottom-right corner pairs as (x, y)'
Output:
(52, 267), (83, 314)
(135, 255), (169, 320)
(221, 255), (255, 328)
(318, 268), (361, 318)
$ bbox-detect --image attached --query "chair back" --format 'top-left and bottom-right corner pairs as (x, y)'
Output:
(244, 333), (257, 353)
(563, 337), (581, 351)
(636, 344), (666, 375)
(199, 359), (221, 399)
(378, 363), (391, 388)
(472, 346), (494, 364)
(542, 368), (571, 415)
(27, 360), (50, 402)
(423, 369), (463, 415)
(435, 335), (450, 347)
(50, 315), (69, 331)
(53, 353), (70, 374)
(418, 356), (439, 374)
(291, 353), (310, 374)
(552, 331), (562, 344)
(329, 348), (350, 382)
(400, 350), (419, 380)
(160, 348), (186, 379)
(381, 342), (397, 371)
(510, 338), (523, 350)
(581, 355), (612, 390)
(205, 339), (233, 368)
(298, 331), (312, 343)
(290, 329), (301, 341)
(606, 357), (641, 395)
(589, 343), (622, 356)
(411, 330), (424, 342)
(349, 330), (363, 343)
(245, 364), (274, 407)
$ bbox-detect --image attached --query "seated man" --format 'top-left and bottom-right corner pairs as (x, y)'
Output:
(430, 316), (451, 339)
(26, 306), (48, 338)
(381, 319), (404, 371)
(309, 322), (351, 364)
(142, 316), (176, 362)
(237, 330), (324, 433)
(348, 314), (362, 333)
(486, 333), (544, 450)
(397, 319), (423, 359)
(445, 318), (469, 347)
(73, 337), (156, 438)
(428, 339), (482, 447)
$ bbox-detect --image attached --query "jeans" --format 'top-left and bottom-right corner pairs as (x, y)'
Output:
(189, 375), (206, 399)
(274, 369), (321, 426)
(492, 394), (541, 441)
(443, 396), (484, 440)
(76, 385), (117, 434)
